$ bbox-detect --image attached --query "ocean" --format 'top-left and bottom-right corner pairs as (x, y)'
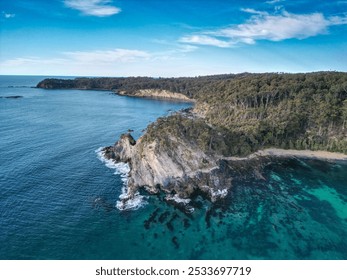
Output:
(0, 75), (346, 260)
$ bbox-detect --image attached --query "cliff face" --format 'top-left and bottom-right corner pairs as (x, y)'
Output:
(118, 89), (192, 101)
(103, 131), (232, 202)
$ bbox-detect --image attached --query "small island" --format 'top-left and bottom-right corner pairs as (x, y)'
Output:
(0, 95), (23, 99)
(37, 72), (347, 210)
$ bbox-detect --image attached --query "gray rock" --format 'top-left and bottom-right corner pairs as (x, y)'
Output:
(104, 131), (267, 207)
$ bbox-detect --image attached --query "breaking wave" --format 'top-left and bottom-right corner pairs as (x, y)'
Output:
(95, 147), (147, 211)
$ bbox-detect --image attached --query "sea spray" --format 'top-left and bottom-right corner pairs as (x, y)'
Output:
(95, 147), (147, 211)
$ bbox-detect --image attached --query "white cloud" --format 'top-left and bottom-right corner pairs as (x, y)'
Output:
(5, 13), (15, 18)
(1, 57), (66, 67)
(266, 0), (285, 4)
(64, 49), (150, 63)
(2, 11), (15, 19)
(180, 35), (233, 48)
(180, 9), (347, 47)
(0, 47), (202, 76)
(151, 39), (199, 53)
(0, 49), (155, 76)
(64, 0), (121, 17)
(178, 45), (199, 53)
(329, 14), (347, 25)
(1, 49), (150, 69)
(218, 11), (329, 41)
(240, 8), (269, 16)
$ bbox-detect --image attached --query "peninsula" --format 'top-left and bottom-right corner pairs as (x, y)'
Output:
(37, 72), (347, 209)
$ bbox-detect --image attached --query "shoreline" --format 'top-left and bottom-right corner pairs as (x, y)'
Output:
(226, 148), (347, 161)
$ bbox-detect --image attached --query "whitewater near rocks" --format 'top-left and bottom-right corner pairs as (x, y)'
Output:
(96, 147), (148, 211)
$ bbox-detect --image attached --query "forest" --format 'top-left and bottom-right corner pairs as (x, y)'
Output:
(37, 72), (347, 155)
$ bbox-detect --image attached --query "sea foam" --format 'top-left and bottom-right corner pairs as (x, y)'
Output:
(165, 194), (195, 213)
(210, 188), (228, 200)
(96, 147), (147, 211)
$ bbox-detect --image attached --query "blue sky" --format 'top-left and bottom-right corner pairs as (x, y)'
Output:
(0, 0), (346, 76)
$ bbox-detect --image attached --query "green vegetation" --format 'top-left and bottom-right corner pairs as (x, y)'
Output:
(37, 72), (347, 156)
(141, 72), (347, 156)
(142, 114), (252, 157)
(36, 75), (231, 97)
(196, 72), (347, 155)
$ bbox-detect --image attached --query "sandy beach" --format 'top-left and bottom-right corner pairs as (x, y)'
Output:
(225, 148), (347, 161)
(256, 148), (347, 160)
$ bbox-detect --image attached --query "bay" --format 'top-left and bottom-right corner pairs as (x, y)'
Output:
(0, 76), (346, 260)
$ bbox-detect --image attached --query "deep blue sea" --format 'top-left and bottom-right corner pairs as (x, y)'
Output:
(0, 76), (346, 260)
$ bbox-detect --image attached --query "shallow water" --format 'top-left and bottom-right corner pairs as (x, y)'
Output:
(0, 76), (346, 259)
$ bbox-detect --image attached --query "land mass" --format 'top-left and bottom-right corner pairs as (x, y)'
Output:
(37, 72), (347, 208)
(0, 95), (23, 99)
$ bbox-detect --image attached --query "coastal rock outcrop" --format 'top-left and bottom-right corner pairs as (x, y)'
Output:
(102, 113), (268, 209)
(103, 131), (231, 203)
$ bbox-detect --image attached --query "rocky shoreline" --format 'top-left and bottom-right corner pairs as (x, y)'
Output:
(102, 123), (347, 211)
(101, 120), (270, 211)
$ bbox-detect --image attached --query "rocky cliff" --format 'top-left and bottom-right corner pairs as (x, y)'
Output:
(102, 112), (268, 211)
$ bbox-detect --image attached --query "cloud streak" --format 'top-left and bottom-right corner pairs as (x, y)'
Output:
(64, 49), (150, 63)
(180, 9), (347, 47)
(180, 35), (233, 48)
(1, 57), (67, 67)
(2, 11), (15, 19)
(1, 49), (151, 68)
(0, 47), (199, 76)
(64, 0), (121, 17)
(266, 0), (285, 4)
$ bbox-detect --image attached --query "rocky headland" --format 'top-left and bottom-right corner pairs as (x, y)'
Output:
(100, 114), (268, 211)
(37, 72), (347, 209)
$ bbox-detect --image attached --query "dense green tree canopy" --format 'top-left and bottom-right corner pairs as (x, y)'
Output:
(37, 72), (347, 155)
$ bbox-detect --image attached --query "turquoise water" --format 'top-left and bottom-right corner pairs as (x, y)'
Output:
(0, 76), (346, 259)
